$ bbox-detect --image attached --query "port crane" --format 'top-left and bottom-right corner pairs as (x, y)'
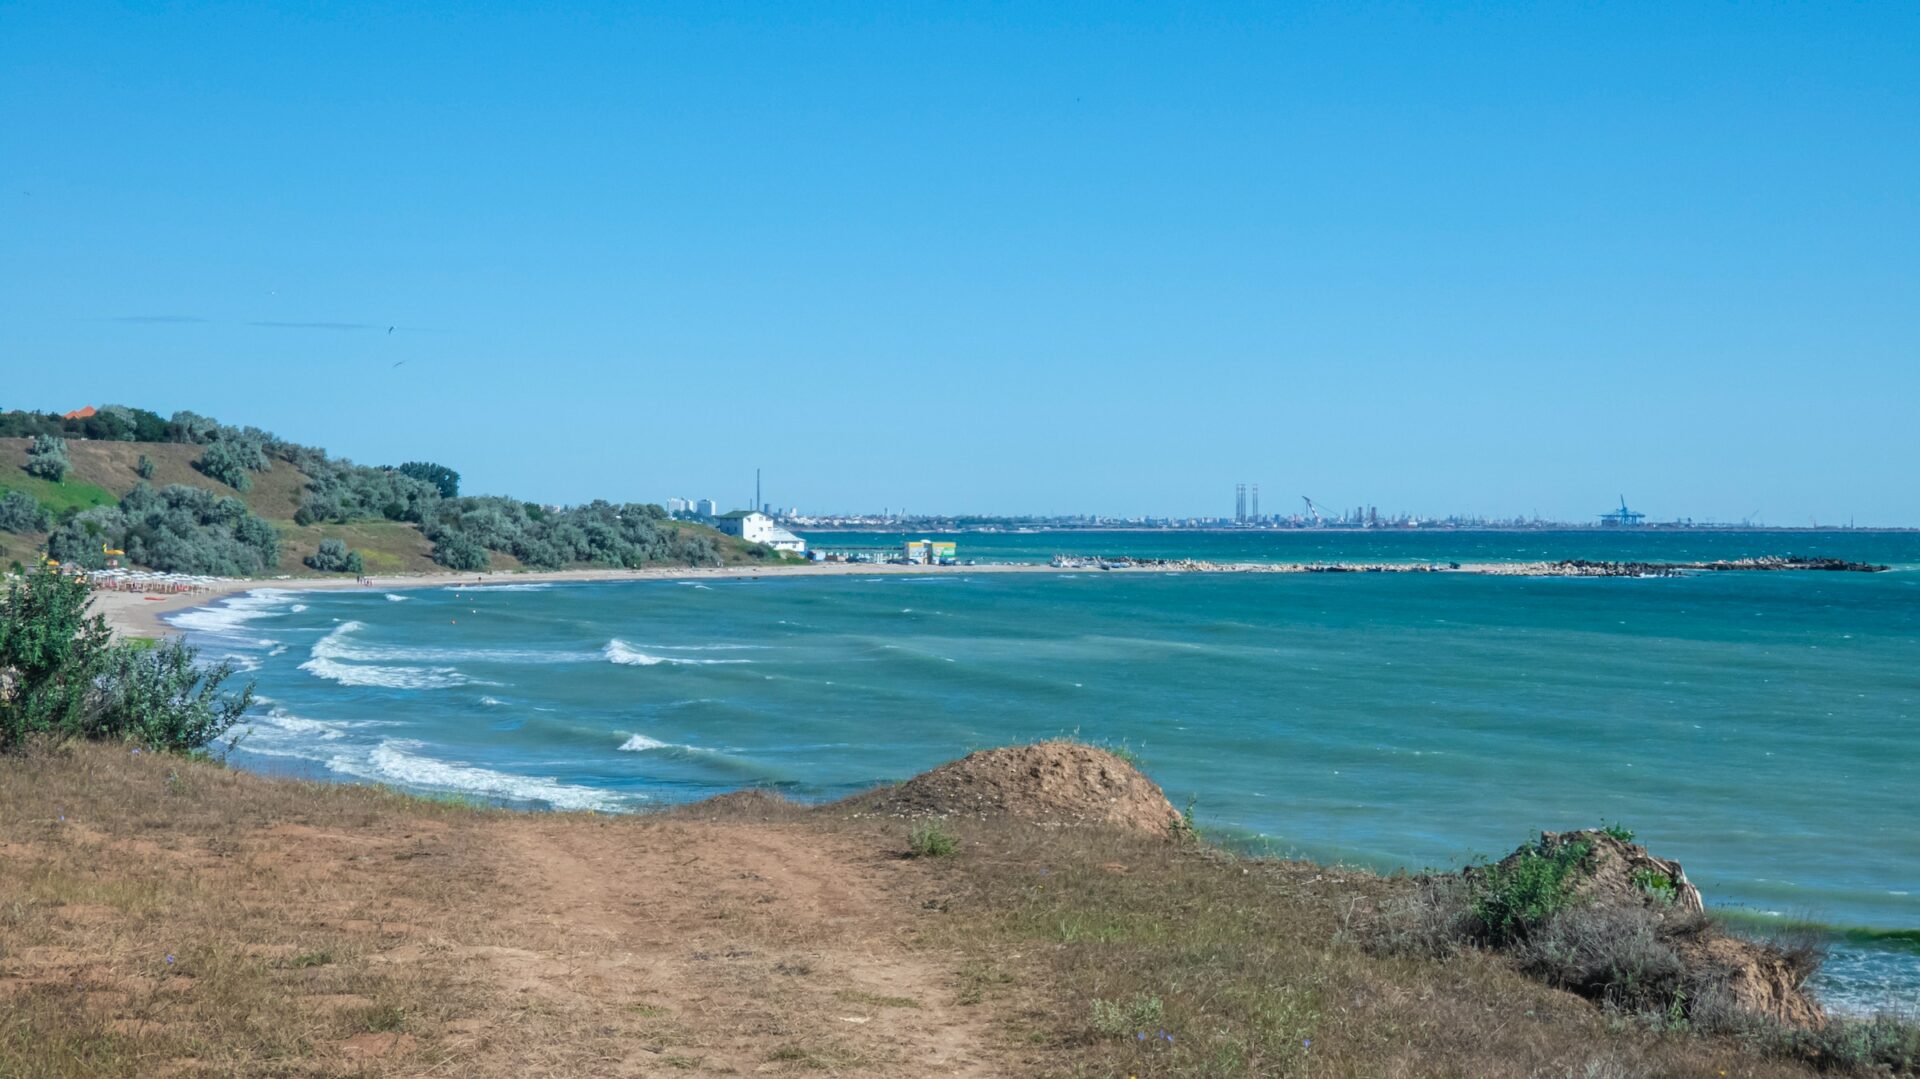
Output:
(1301, 495), (1329, 525)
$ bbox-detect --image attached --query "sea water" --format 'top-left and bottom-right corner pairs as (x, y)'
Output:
(171, 530), (1920, 1015)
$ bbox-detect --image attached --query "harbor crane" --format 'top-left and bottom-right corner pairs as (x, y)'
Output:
(1301, 495), (1328, 525)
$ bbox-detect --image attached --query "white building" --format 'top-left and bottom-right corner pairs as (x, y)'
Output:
(694, 498), (719, 517)
(665, 497), (693, 516)
(712, 511), (806, 554)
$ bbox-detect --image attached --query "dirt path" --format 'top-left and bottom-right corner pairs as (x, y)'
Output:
(437, 816), (1019, 1076)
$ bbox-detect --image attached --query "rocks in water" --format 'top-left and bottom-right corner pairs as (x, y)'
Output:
(838, 741), (1184, 837)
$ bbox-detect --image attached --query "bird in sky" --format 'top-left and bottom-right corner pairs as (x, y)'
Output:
(386, 325), (394, 334)
(392, 360), (407, 369)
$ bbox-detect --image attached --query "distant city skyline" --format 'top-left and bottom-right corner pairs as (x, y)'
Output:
(3, 3), (1916, 523)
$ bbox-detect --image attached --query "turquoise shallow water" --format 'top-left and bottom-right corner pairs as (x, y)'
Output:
(172, 530), (1920, 1015)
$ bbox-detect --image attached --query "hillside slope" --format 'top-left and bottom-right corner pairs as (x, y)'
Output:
(1, 438), (755, 576)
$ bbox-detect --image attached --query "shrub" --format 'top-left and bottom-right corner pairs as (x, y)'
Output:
(0, 568), (252, 754)
(0, 490), (51, 533)
(1511, 903), (1691, 1012)
(194, 441), (252, 491)
(136, 453), (155, 479)
(0, 568), (114, 751)
(1467, 834), (1594, 944)
(431, 532), (489, 571)
(908, 822), (958, 858)
(86, 638), (254, 754)
(304, 538), (365, 574)
(24, 434), (69, 482)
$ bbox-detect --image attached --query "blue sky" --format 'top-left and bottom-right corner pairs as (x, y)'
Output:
(3, 3), (1915, 522)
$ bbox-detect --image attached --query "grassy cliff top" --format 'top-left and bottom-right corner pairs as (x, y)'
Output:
(0, 742), (1860, 1078)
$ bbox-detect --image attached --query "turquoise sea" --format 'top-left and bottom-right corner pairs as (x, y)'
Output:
(171, 530), (1920, 1015)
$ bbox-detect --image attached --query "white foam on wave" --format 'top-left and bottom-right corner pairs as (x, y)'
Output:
(267, 644), (289, 657)
(299, 621), (475, 689)
(169, 588), (296, 641)
(618, 734), (670, 751)
(328, 740), (626, 811)
(444, 582), (552, 592)
(480, 696), (506, 706)
(291, 603), (308, 613)
(386, 593), (410, 602)
(603, 639), (751, 666)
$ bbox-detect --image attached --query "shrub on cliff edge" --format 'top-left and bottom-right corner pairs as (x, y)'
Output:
(0, 567), (253, 754)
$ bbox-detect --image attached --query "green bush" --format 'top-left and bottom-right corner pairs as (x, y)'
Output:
(194, 441), (252, 491)
(86, 638), (253, 754)
(431, 532), (490, 571)
(0, 568), (252, 754)
(1467, 834), (1594, 944)
(304, 538), (365, 574)
(136, 453), (156, 479)
(0, 568), (111, 751)
(24, 434), (69, 482)
(908, 822), (959, 858)
(0, 490), (51, 533)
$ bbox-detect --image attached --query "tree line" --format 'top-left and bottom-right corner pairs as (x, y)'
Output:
(4, 405), (740, 575)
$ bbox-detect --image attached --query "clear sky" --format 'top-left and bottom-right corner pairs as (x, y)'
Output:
(3, 3), (1915, 523)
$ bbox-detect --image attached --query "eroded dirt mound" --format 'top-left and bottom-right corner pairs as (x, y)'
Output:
(1528, 830), (1705, 915)
(841, 742), (1183, 837)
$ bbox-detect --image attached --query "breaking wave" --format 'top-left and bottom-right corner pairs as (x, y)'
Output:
(603, 639), (752, 666)
(168, 588), (295, 641)
(328, 740), (627, 811)
(299, 621), (474, 689)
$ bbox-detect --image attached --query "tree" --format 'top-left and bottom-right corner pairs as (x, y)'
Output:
(0, 568), (113, 751)
(0, 491), (51, 534)
(398, 461), (460, 499)
(304, 538), (365, 574)
(194, 441), (252, 491)
(24, 434), (69, 482)
(431, 533), (489, 571)
(135, 454), (155, 479)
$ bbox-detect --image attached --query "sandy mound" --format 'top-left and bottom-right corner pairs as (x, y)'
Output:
(841, 742), (1183, 837)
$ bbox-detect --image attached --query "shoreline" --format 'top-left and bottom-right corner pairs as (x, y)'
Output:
(101, 554), (1894, 640)
(95, 561), (1063, 639)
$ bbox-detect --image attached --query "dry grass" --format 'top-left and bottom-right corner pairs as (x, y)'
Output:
(0, 745), (1877, 1077)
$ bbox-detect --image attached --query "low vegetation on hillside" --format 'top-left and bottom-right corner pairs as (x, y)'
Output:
(0, 404), (775, 576)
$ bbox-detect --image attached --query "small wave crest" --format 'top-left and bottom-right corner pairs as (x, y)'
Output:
(603, 639), (751, 667)
(385, 593), (410, 602)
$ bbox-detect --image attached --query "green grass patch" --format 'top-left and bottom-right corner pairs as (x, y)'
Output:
(908, 822), (959, 858)
(0, 472), (117, 516)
